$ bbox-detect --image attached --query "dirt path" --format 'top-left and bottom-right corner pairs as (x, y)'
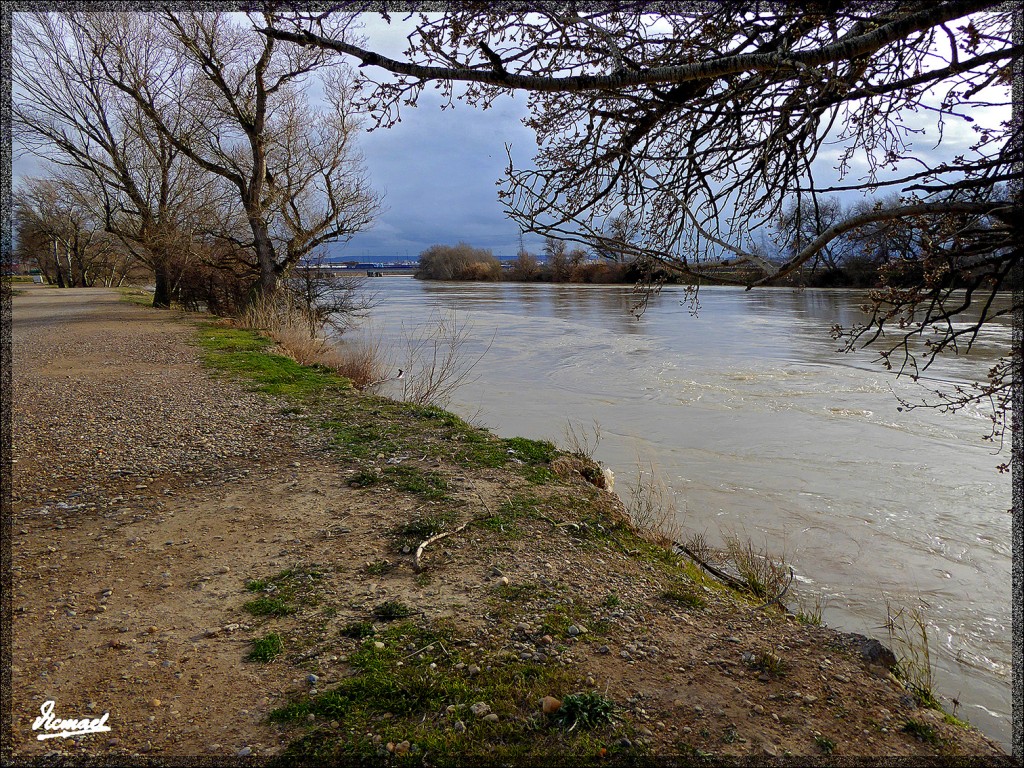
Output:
(5, 285), (1007, 762)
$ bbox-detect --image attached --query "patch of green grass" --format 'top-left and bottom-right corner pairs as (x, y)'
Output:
(602, 591), (621, 608)
(814, 734), (836, 754)
(118, 287), (154, 306)
(902, 718), (941, 745)
(340, 620), (376, 639)
(243, 596), (295, 617)
(348, 465), (450, 500)
(496, 582), (554, 602)
(385, 466), (450, 500)
(392, 509), (459, 541)
(942, 711), (970, 729)
(241, 565), (326, 616)
(246, 632), (283, 662)
(660, 585), (706, 610)
(539, 599), (591, 639)
(505, 437), (557, 464)
(364, 560), (395, 576)
(270, 618), (627, 765)
(474, 493), (543, 537)
(196, 323), (349, 399)
(372, 600), (414, 621)
(550, 692), (616, 730)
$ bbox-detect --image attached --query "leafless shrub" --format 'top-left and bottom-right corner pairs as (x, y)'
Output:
(415, 242), (501, 281)
(399, 310), (493, 407)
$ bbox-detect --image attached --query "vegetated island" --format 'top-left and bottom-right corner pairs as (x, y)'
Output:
(8, 284), (1008, 764)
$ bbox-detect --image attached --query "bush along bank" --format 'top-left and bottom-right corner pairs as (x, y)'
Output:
(194, 320), (1008, 765)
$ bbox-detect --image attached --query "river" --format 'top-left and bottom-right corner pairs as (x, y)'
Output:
(343, 277), (1013, 749)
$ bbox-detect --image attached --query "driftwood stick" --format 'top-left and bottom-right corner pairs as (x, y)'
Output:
(674, 541), (749, 592)
(413, 521), (469, 572)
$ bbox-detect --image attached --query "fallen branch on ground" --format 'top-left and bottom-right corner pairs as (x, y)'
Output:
(673, 541), (749, 592)
(413, 521), (469, 573)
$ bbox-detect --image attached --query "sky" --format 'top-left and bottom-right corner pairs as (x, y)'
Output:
(11, 12), (1011, 263)
(339, 87), (541, 261)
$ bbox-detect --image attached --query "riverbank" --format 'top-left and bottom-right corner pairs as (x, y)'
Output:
(6, 284), (1009, 763)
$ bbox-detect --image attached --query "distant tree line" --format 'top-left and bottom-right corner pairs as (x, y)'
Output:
(420, 192), (1009, 290)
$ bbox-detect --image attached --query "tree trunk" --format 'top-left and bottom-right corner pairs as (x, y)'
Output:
(152, 261), (172, 308)
(52, 240), (67, 288)
(250, 218), (280, 299)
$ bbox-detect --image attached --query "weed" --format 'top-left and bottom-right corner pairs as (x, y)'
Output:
(562, 420), (602, 460)
(902, 719), (940, 744)
(373, 600), (414, 621)
(745, 648), (787, 677)
(347, 468), (381, 488)
(245, 579), (268, 592)
(246, 632), (283, 662)
(814, 734), (836, 754)
(625, 459), (684, 548)
(660, 586), (706, 610)
(794, 593), (828, 625)
(242, 596), (295, 617)
(364, 560), (395, 576)
(720, 531), (791, 603)
(399, 309), (493, 407)
(602, 591), (621, 608)
(328, 336), (391, 390)
(551, 692), (616, 730)
(340, 620), (376, 639)
(885, 599), (938, 709)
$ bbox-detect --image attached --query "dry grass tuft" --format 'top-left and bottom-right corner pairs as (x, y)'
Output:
(624, 459), (684, 548)
(324, 337), (391, 390)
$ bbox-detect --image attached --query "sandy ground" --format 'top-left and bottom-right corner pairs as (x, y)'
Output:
(4, 285), (1008, 762)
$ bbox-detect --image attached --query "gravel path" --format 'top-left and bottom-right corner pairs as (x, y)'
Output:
(11, 286), (326, 507)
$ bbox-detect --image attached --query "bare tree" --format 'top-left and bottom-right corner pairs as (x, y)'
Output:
(14, 176), (129, 288)
(83, 10), (382, 300)
(12, 11), (210, 307)
(263, 3), (1020, 444)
